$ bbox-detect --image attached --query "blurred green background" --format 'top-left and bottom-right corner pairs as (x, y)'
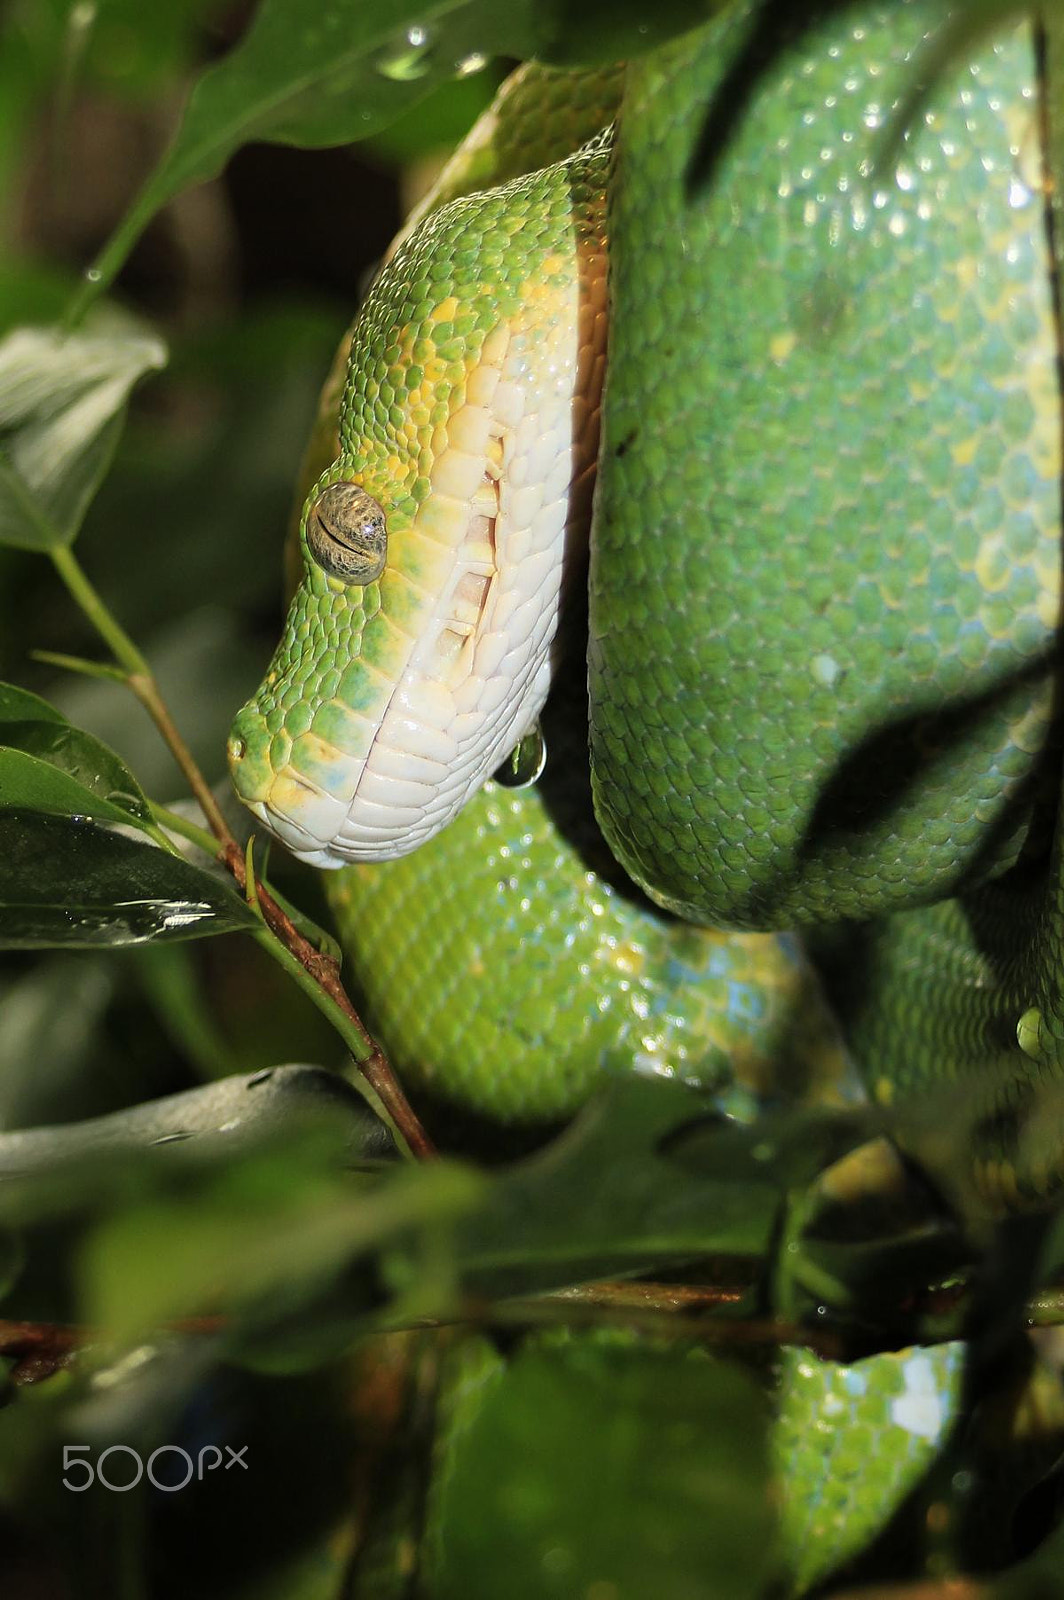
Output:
(3, 4), (1064, 1598)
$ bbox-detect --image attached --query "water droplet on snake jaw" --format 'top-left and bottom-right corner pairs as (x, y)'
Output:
(494, 724), (546, 788)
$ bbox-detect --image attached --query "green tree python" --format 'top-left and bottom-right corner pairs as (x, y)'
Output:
(228, 1), (1063, 1184)
(225, 4), (1064, 1585)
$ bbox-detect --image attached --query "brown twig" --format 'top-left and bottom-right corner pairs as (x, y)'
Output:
(0, 1319), (82, 1385)
(128, 673), (234, 844)
(146, 709), (436, 1157)
(0, 1316), (227, 1385)
(826, 1581), (982, 1599)
(48, 547), (436, 1158)
(0, 1290), (844, 1387)
(481, 1298), (849, 1359)
(14, 1265), (1064, 1388)
(220, 839), (435, 1160)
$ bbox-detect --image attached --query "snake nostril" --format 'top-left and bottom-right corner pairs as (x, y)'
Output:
(229, 735), (247, 762)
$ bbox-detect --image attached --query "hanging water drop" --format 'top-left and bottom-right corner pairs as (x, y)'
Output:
(455, 51), (487, 78)
(494, 723), (546, 788)
(375, 24), (435, 82)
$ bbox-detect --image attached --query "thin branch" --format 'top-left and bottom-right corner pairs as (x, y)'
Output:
(11, 1270), (1064, 1388)
(125, 671), (231, 843)
(48, 543), (436, 1161)
(825, 1580), (984, 1599)
(0, 1292), (843, 1385)
(0, 1319), (82, 1385)
(49, 545), (149, 677)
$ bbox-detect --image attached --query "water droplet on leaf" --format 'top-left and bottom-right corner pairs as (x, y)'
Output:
(376, 24), (435, 81)
(456, 51), (487, 77)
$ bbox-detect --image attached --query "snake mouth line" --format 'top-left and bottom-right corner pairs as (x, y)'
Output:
(252, 452), (512, 866)
(422, 470), (499, 689)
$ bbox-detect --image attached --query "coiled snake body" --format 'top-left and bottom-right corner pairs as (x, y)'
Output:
(231, 6), (1063, 1199)
(226, 6), (1064, 1583)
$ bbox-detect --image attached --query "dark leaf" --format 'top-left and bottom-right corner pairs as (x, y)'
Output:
(76, 0), (714, 304)
(0, 809), (256, 947)
(0, 682), (66, 724)
(452, 1078), (788, 1298)
(0, 720), (155, 832)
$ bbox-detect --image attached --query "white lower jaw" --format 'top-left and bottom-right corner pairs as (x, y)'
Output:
(244, 798), (339, 870)
(257, 646), (553, 868)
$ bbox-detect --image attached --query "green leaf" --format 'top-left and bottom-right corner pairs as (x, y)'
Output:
(0, 746), (149, 832)
(76, 0), (235, 102)
(452, 1078), (787, 1298)
(0, 719), (156, 832)
(0, 682), (161, 838)
(83, 1147), (483, 1342)
(76, 0), (711, 308)
(0, 681), (66, 724)
(363, 66), (503, 164)
(660, 1101), (877, 1189)
(426, 1335), (777, 1600)
(0, 314), (166, 551)
(0, 809), (256, 947)
(76, 0), (540, 302)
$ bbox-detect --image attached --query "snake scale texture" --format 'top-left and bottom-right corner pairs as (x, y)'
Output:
(225, 3), (1064, 1584)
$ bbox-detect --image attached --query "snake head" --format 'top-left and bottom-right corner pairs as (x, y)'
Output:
(228, 138), (607, 867)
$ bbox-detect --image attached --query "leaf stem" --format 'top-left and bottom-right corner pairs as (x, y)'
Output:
(148, 800), (219, 857)
(49, 544), (149, 678)
(244, 837), (261, 916)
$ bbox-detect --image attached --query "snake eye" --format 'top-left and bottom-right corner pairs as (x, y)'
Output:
(307, 482), (388, 584)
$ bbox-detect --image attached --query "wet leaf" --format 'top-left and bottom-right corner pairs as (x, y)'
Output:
(76, 0), (715, 305)
(0, 809), (255, 947)
(0, 687), (156, 832)
(0, 314), (166, 552)
(78, 0), (536, 301)
(0, 720), (155, 832)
